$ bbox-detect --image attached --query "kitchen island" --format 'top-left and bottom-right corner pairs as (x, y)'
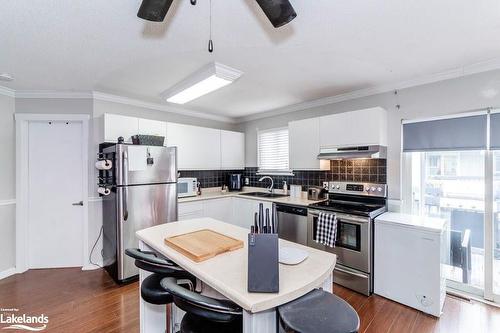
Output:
(136, 218), (336, 333)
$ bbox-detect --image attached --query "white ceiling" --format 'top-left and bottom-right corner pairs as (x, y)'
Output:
(2, 0), (500, 119)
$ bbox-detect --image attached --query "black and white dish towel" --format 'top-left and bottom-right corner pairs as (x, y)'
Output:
(315, 212), (337, 248)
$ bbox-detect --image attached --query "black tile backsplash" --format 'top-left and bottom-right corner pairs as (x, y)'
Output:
(179, 169), (244, 189)
(180, 159), (386, 191)
(331, 159), (386, 184)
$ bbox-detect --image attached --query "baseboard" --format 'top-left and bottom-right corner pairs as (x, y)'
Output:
(82, 262), (103, 271)
(0, 267), (17, 280)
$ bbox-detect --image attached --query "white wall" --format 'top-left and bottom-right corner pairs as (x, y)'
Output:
(0, 93), (16, 274)
(237, 69), (500, 201)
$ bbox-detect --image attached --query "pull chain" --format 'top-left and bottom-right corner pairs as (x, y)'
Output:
(208, 0), (213, 53)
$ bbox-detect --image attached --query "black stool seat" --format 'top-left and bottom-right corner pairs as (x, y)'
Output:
(161, 277), (243, 333)
(141, 273), (174, 305)
(180, 313), (242, 333)
(278, 289), (359, 333)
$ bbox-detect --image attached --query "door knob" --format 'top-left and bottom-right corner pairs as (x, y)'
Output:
(72, 201), (84, 206)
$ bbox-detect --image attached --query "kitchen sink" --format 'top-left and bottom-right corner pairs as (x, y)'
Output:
(239, 192), (288, 198)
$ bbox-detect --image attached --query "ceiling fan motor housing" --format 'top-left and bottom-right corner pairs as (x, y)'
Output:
(137, 0), (174, 22)
(255, 0), (297, 28)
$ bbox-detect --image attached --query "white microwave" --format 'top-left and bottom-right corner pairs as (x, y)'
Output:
(178, 178), (197, 198)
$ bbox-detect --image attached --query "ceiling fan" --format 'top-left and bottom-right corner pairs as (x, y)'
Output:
(137, 0), (297, 28)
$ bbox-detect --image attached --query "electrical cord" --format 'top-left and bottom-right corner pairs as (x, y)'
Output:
(89, 226), (104, 268)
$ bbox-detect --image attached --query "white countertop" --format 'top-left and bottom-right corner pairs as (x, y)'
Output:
(375, 212), (448, 233)
(136, 218), (336, 313)
(179, 187), (325, 207)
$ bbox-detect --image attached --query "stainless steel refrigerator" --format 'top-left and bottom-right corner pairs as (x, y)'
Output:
(100, 144), (178, 284)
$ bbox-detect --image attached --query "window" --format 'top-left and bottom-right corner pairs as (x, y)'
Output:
(495, 154), (500, 175)
(426, 153), (459, 177)
(427, 155), (441, 176)
(402, 113), (488, 294)
(407, 150), (485, 290)
(257, 127), (290, 174)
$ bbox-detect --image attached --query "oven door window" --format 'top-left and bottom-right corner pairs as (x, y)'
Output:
(312, 215), (362, 252)
(336, 220), (361, 251)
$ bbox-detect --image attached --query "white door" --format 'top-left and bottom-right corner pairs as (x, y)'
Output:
(28, 121), (85, 268)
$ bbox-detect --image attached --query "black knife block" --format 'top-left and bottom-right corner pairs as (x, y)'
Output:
(247, 233), (279, 293)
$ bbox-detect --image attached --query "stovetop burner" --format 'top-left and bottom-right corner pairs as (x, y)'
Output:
(310, 200), (386, 217)
(309, 182), (388, 217)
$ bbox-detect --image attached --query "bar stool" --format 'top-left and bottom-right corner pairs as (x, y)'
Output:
(278, 289), (359, 333)
(160, 277), (243, 333)
(125, 249), (195, 305)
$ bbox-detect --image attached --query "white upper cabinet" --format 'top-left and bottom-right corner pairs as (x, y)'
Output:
(319, 107), (388, 147)
(167, 123), (221, 170)
(138, 118), (167, 139)
(289, 117), (328, 170)
(220, 130), (245, 170)
(104, 113), (138, 143)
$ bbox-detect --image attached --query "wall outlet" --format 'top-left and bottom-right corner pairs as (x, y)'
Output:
(322, 181), (329, 189)
(245, 177), (249, 185)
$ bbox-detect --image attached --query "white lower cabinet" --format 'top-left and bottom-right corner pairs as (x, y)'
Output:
(203, 197), (234, 223)
(232, 198), (273, 228)
(178, 197), (272, 228)
(178, 201), (204, 221)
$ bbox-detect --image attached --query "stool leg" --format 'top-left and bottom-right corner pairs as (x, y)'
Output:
(166, 304), (170, 333)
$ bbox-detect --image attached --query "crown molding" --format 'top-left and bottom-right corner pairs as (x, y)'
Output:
(6, 56), (500, 124)
(93, 91), (236, 124)
(15, 90), (94, 99)
(0, 86), (15, 97)
(3, 87), (236, 123)
(236, 58), (500, 123)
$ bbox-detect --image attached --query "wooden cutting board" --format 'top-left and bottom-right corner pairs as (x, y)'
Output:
(164, 229), (244, 262)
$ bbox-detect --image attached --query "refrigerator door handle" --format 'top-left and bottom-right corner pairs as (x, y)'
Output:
(123, 186), (129, 221)
(122, 150), (129, 186)
(122, 150), (129, 221)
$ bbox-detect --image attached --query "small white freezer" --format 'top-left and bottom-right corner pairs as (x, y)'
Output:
(374, 212), (448, 317)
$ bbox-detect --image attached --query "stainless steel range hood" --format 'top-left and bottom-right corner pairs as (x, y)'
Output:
(317, 145), (387, 160)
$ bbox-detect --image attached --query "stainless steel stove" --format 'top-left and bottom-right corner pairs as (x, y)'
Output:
(307, 182), (387, 295)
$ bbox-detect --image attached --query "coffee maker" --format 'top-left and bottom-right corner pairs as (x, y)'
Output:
(228, 173), (243, 191)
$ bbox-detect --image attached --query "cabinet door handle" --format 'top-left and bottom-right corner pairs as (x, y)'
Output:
(72, 201), (84, 206)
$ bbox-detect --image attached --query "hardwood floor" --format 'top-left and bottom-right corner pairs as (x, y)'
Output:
(1, 268), (499, 332)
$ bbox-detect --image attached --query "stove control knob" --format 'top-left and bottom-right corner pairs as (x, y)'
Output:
(365, 187), (370, 192)
(336, 185), (340, 189)
(370, 187), (376, 192)
(377, 187), (382, 192)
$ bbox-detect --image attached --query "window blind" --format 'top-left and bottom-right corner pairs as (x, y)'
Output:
(402, 115), (487, 152)
(258, 128), (290, 172)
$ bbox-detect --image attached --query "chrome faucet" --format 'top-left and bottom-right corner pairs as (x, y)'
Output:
(258, 176), (274, 193)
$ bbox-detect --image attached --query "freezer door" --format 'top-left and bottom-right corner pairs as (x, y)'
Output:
(116, 183), (178, 281)
(116, 145), (177, 186)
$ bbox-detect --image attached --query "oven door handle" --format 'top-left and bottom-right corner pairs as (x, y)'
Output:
(335, 265), (369, 279)
(309, 211), (369, 225)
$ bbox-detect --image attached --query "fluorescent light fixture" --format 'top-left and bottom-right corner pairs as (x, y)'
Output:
(162, 62), (243, 104)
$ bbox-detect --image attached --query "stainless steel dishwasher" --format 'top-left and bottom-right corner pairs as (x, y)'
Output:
(275, 204), (308, 245)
